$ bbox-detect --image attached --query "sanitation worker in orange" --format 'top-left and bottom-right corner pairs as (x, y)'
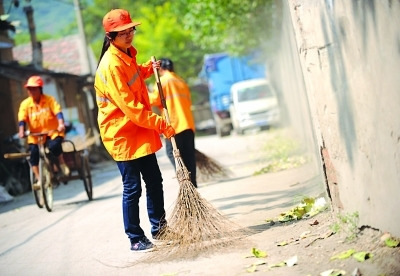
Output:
(94, 8), (175, 251)
(149, 58), (197, 188)
(18, 75), (70, 190)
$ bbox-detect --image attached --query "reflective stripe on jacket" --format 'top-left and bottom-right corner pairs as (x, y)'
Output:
(150, 71), (195, 134)
(94, 44), (164, 161)
(18, 94), (64, 144)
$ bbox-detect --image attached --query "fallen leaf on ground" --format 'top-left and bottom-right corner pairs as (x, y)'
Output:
(330, 249), (356, 260)
(384, 238), (400, 248)
(269, 255), (298, 268)
(245, 260), (267, 273)
(277, 241), (288, 246)
(353, 251), (373, 262)
(320, 269), (347, 276)
(252, 247), (267, 258)
(269, 261), (286, 268)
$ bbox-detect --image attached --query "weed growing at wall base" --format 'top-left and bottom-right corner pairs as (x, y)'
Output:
(331, 211), (360, 241)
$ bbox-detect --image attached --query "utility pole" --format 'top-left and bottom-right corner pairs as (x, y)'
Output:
(73, 0), (92, 76)
(23, 1), (42, 69)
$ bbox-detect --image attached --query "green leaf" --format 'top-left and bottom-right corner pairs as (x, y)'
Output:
(251, 248), (267, 258)
(330, 249), (356, 260)
(353, 251), (373, 262)
(278, 213), (294, 222)
(293, 207), (306, 219)
(269, 261), (286, 268)
(277, 241), (288, 246)
(385, 238), (400, 248)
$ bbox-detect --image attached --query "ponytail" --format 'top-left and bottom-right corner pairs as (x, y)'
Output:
(97, 32), (118, 68)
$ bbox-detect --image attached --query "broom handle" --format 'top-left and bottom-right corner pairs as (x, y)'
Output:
(151, 56), (178, 152)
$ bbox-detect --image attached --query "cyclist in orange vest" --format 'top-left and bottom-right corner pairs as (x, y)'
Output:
(95, 9), (175, 251)
(149, 58), (197, 188)
(18, 75), (70, 190)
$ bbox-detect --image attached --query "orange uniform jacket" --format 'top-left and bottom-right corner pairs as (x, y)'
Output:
(150, 71), (195, 134)
(94, 44), (165, 161)
(18, 94), (64, 144)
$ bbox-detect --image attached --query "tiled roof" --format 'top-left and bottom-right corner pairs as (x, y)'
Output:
(12, 34), (96, 76)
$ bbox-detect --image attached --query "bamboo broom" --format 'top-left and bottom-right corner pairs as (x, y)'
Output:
(195, 148), (231, 182)
(148, 56), (247, 260)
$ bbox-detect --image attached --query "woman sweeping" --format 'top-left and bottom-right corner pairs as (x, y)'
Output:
(94, 8), (175, 251)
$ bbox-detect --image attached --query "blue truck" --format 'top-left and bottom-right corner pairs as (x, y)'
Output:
(201, 52), (266, 136)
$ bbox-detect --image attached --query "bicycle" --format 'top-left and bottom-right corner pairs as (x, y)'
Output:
(4, 130), (93, 212)
(31, 131), (59, 211)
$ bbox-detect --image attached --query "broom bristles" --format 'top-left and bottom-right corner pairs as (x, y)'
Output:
(195, 149), (231, 182)
(143, 152), (248, 262)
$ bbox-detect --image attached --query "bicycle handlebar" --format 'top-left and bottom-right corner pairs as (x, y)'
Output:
(23, 130), (58, 137)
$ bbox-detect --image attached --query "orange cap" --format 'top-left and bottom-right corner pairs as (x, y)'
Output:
(102, 9), (141, 32)
(24, 76), (44, 88)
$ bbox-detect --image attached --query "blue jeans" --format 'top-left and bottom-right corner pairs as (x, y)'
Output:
(28, 136), (64, 166)
(116, 154), (166, 243)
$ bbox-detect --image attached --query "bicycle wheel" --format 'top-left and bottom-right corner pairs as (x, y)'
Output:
(40, 158), (53, 212)
(30, 166), (44, 208)
(81, 151), (93, 200)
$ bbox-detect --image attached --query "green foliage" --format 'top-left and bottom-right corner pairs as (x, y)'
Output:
(276, 196), (327, 223)
(83, 0), (282, 80)
(84, 1), (206, 81)
(173, 0), (281, 57)
(6, 0), (78, 44)
(8, 0), (282, 82)
(133, 3), (205, 80)
(330, 212), (360, 241)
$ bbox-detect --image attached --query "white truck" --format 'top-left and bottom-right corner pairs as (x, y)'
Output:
(229, 78), (280, 134)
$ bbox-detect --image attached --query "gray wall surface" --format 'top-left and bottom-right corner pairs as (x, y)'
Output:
(272, 0), (400, 236)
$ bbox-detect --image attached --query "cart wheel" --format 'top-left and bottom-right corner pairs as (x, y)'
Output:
(40, 158), (53, 212)
(31, 166), (44, 208)
(81, 153), (93, 200)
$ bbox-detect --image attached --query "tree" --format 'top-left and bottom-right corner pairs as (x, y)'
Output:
(172, 0), (281, 57)
(84, 1), (208, 81)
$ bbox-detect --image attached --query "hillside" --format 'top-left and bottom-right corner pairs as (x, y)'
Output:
(4, 0), (78, 44)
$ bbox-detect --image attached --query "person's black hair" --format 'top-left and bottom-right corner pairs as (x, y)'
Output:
(97, 32), (118, 68)
(160, 58), (174, 72)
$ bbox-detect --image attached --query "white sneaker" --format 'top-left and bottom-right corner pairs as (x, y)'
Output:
(60, 164), (70, 176)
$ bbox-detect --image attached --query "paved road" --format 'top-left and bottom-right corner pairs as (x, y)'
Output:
(0, 130), (324, 276)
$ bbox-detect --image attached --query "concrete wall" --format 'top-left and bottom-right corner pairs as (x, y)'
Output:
(273, 0), (400, 236)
